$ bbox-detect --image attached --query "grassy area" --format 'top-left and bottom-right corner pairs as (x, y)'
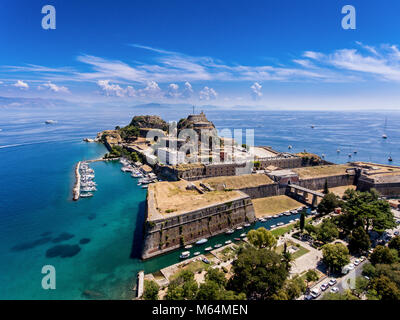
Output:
(271, 223), (297, 237)
(204, 174), (274, 189)
(215, 246), (237, 262)
(275, 241), (310, 260)
(252, 195), (303, 217)
(293, 164), (350, 179)
(150, 180), (241, 215)
(169, 260), (211, 280)
(317, 185), (356, 198)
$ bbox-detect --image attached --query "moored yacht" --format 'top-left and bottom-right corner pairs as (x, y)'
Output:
(196, 238), (208, 245)
(180, 251), (190, 259)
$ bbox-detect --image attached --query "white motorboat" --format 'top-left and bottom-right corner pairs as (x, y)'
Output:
(193, 251), (200, 256)
(214, 244), (222, 248)
(244, 223), (251, 227)
(225, 229), (234, 235)
(196, 238), (208, 245)
(180, 251), (190, 259)
(184, 245), (193, 249)
(225, 240), (232, 245)
(80, 192), (93, 198)
(204, 247), (212, 252)
(240, 233), (246, 238)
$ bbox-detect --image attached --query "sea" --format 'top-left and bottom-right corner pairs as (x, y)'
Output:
(0, 105), (399, 299)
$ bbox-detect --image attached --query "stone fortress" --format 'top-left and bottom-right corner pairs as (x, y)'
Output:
(98, 112), (400, 259)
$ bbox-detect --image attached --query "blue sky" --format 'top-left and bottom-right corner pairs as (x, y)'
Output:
(1, 0), (400, 109)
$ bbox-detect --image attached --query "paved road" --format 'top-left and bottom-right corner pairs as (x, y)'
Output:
(335, 260), (367, 294)
(308, 258), (367, 300)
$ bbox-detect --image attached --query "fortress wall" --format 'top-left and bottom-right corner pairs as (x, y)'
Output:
(141, 193), (255, 259)
(357, 177), (400, 196)
(298, 174), (356, 191)
(259, 157), (303, 169)
(238, 183), (281, 199)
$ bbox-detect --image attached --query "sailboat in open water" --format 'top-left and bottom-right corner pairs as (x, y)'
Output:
(382, 117), (388, 139)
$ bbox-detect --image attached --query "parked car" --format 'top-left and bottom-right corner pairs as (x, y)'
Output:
(348, 263), (355, 270)
(330, 287), (339, 293)
(310, 288), (321, 298)
(328, 279), (337, 286)
(304, 295), (313, 300)
(354, 259), (360, 266)
(320, 283), (329, 291)
(394, 231), (399, 236)
(360, 256), (366, 262)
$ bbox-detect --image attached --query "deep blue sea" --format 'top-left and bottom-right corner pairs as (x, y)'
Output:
(1, 105), (400, 299)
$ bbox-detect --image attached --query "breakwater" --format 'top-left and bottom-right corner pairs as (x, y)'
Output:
(72, 157), (119, 201)
(73, 161), (81, 201)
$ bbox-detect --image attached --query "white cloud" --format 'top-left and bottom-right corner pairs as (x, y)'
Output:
(199, 86), (217, 100)
(41, 81), (69, 93)
(166, 83), (180, 98)
(182, 81), (194, 98)
(97, 80), (126, 97)
(137, 80), (162, 98)
(13, 80), (29, 89)
(250, 82), (262, 100)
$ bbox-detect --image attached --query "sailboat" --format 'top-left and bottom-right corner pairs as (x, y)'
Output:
(382, 117), (388, 139)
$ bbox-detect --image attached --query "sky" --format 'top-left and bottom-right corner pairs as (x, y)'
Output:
(1, 0), (400, 110)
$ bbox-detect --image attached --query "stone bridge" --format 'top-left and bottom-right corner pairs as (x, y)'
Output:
(286, 184), (324, 207)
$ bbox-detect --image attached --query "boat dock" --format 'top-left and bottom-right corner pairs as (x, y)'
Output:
(72, 162), (81, 201)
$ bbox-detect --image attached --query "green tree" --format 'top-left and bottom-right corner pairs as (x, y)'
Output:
(300, 212), (306, 233)
(247, 227), (277, 249)
(272, 275), (306, 300)
(165, 270), (198, 300)
(143, 280), (159, 300)
(317, 193), (340, 215)
(340, 189), (395, 234)
(322, 243), (350, 273)
(374, 263), (400, 288)
(370, 275), (400, 300)
(305, 269), (319, 288)
(348, 226), (371, 254)
(362, 263), (376, 278)
(323, 179), (329, 194)
(228, 247), (289, 300)
(322, 289), (359, 300)
(316, 219), (339, 243)
(388, 236), (400, 253)
(354, 276), (370, 298)
(205, 268), (227, 287)
(304, 223), (317, 236)
(370, 246), (398, 265)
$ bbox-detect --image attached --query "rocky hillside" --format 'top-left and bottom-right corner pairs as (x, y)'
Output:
(129, 115), (168, 131)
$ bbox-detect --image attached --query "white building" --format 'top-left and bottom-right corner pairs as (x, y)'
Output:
(157, 147), (185, 165)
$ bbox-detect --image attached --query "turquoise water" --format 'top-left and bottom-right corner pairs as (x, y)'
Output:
(1, 107), (400, 299)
